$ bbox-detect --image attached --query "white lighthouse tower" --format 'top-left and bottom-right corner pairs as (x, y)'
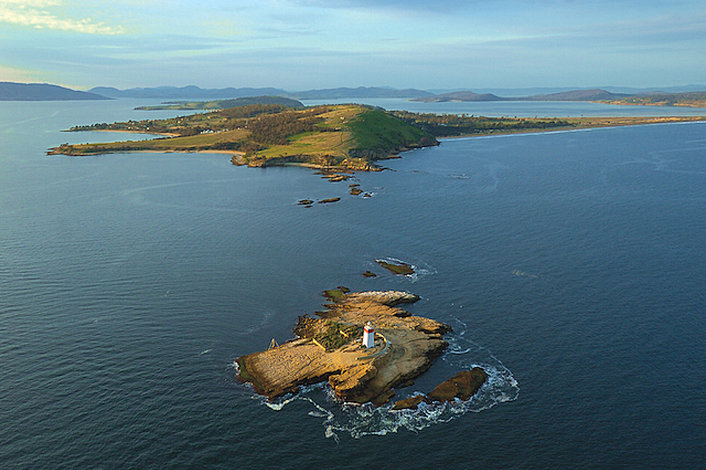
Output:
(362, 322), (375, 348)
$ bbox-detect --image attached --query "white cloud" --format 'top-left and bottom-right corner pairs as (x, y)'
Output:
(0, 0), (61, 5)
(0, 0), (123, 34)
(0, 64), (40, 82)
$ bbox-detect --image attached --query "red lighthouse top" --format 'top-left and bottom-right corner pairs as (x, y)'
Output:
(364, 323), (374, 333)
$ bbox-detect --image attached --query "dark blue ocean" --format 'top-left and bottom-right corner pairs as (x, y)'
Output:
(1, 100), (704, 469)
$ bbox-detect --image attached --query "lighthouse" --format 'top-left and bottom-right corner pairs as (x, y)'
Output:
(362, 322), (375, 348)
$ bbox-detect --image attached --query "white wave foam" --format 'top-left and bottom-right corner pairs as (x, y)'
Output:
(512, 269), (539, 279)
(249, 329), (519, 439)
(447, 347), (472, 355)
(265, 394), (299, 411)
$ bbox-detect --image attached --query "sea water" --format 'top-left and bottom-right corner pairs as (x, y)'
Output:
(0, 99), (704, 468)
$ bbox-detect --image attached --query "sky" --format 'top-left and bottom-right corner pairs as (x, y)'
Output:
(0, 0), (704, 90)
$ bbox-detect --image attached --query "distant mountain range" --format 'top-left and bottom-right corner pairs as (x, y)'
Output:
(0, 82), (111, 101)
(90, 85), (287, 99)
(0, 82), (432, 101)
(3, 82), (706, 107)
(427, 85), (706, 96)
(92, 84), (706, 100)
(413, 88), (706, 107)
(413, 88), (631, 102)
(290, 87), (432, 99)
(525, 89), (629, 101)
(415, 91), (503, 102)
(89, 85), (432, 100)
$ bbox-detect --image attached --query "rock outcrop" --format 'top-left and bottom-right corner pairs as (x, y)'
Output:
(391, 394), (426, 410)
(391, 367), (489, 410)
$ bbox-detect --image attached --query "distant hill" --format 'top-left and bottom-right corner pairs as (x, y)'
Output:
(0, 82), (111, 101)
(90, 85), (431, 100)
(413, 88), (630, 103)
(413, 91), (502, 102)
(428, 85), (706, 96)
(596, 84), (706, 94)
(597, 91), (706, 108)
(135, 96), (304, 110)
(414, 87), (706, 107)
(290, 87), (431, 99)
(525, 89), (629, 101)
(89, 86), (288, 99)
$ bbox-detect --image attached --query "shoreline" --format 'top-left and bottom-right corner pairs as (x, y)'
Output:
(51, 148), (245, 157)
(438, 116), (706, 141)
(591, 100), (706, 109)
(133, 148), (245, 156)
(65, 128), (181, 137)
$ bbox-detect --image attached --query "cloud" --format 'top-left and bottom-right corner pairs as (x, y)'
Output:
(0, 0), (61, 5)
(292, 0), (476, 9)
(0, 0), (123, 34)
(0, 64), (41, 82)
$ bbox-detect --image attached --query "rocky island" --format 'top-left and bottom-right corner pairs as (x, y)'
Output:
(236, 290), (488, 407)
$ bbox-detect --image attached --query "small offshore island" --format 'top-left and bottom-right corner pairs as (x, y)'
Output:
(237, 289), (488, 409)
(48, 100), (706, 172)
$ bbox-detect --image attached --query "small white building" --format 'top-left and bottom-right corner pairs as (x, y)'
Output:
(362, 322), (375, 348)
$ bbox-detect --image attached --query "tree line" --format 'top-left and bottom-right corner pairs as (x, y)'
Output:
(392, 111), (573, 137)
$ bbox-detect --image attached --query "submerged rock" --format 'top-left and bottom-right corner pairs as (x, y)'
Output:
(326, 174), (348, 182)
